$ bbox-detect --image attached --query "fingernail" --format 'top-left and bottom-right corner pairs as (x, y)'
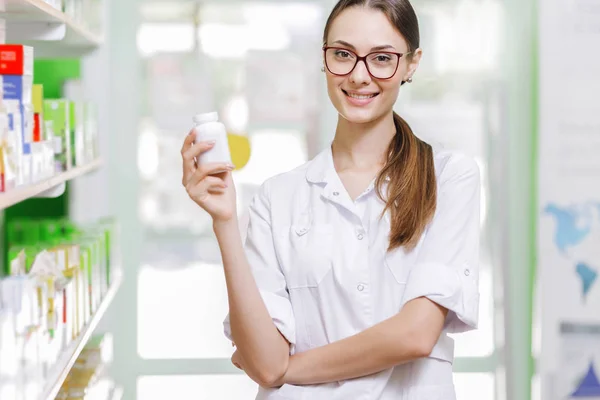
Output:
(208, 140), (216, 145)
(227, 163), (235, 169)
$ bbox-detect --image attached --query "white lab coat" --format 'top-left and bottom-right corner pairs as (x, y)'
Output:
(224, 145), (481, 400)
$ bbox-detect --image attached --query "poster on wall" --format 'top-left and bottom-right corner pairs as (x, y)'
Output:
(538, 0), (600, 399)
(558, 323), (600, 399)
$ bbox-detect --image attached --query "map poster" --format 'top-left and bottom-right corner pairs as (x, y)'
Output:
(556, 323), (600, 399)
(538, 0), (600, 398)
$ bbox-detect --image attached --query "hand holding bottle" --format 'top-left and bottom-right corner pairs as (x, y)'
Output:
(181, 130), (237, 223)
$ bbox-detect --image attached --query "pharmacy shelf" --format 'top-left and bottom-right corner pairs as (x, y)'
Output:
(1, 0), (103, 57)
(0, 158), (103, 210)
(40, 272), (123, 400)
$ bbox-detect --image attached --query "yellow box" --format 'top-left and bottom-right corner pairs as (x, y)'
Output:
(32, 84), (44, 114)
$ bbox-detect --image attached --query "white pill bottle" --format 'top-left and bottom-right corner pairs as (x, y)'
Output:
(192, 112), (232, 165)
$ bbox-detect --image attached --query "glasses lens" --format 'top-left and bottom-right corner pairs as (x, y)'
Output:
(366, 53), (400, 79)
(325, 48), (357, 75)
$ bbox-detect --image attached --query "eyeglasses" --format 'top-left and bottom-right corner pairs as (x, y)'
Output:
(323, 46), (411, 80)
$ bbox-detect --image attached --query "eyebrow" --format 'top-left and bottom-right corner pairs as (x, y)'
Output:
(331, 40), (397, 52)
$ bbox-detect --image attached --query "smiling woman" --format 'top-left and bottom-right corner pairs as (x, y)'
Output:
(322, 1), (436, 251)
(180, 0), (481, 399)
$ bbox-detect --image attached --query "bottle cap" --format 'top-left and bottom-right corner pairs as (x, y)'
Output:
(193, 112), (219, 125)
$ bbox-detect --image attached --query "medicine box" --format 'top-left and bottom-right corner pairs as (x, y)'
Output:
(44, 99), (72, 171)
(0, 45), (33, 76)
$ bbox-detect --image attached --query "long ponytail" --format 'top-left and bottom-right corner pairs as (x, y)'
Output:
(375, 112), (437, 251)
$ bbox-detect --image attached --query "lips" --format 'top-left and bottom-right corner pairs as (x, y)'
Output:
(342, 89), (379, 106)
(343, 89), (379, 99)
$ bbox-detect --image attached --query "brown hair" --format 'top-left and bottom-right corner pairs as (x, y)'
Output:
(324, 0), (437, 251)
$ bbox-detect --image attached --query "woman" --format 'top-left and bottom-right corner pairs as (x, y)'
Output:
(181, 0), (481, 398)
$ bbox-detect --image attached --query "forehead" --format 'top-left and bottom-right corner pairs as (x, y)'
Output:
(326, 6), (407, 51)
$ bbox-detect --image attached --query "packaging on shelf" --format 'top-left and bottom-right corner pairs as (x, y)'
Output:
(0, 275), (39, 338)
(3, 75), (34, 107)
(3, 92), (34, 186)
(0, 308), (18, 394)
(30, 140), (54, 182)
(32, 84), (44, 142)
(56, 333), (114, 400)
(63, 80), (97, 166)
(3, 75), (35, 152)
(29, 84), (55, 183)
(0, 99), (17, 192)
(7, 247), (26, 275)
(96, 217), (119, 285)
(1, 214), (120, 399)
(69, 101), (85, 167)
(44, 99), (72, 172)
(62, 278), (76, 347)
(0, 45), (34, 188)
(0, 45), (34, 76)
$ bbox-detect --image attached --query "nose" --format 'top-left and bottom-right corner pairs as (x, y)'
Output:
(349, 59), (371, 86)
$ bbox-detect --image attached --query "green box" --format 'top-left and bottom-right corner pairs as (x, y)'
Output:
(43, 99), (71, 171)
(7, 219), (40, 246)
(39, 219), (63, 243)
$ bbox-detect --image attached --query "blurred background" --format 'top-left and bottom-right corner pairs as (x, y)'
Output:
(0, 0), (598, 399)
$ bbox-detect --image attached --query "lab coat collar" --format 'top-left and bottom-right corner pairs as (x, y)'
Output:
(305, 144), (392, 184)
(305, 145), (335, 185)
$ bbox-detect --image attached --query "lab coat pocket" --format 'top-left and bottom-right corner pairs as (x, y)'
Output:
(284, 223), (333, 289)
(384, 248), (411, 284)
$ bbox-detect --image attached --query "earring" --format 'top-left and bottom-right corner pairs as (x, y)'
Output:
(321, 67), (325, 72)
(407, 77), (413, 83)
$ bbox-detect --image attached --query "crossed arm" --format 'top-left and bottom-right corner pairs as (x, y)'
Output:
(233, 296), (448, 387)
(225, 156), (479, 388)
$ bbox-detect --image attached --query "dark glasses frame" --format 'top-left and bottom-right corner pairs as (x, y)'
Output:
(322, 46), (411, 80)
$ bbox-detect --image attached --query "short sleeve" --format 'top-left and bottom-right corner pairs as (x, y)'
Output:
(223, 181), (296, 350)
(401, 155), (481, 333)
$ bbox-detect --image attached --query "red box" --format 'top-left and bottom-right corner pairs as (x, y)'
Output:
(0, 45), (34, 76)
(33, 113), (41, 142)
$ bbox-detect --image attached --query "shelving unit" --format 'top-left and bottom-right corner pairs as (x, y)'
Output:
(1, 0), (103, 57)
(0, 2), (118, 399)
(0, 158), (103, 210)
(39, 273), (122, 400)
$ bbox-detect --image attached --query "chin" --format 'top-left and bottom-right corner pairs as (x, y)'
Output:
(338, 99), (388, 125)
(340, 109), (380, 124)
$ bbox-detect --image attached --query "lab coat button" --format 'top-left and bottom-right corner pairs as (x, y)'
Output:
(333, 191), (340, 196)
(357, 284), (365, 292)
(296, 227), (308, 236)
(464, 269), (470, 276)
(357, 233), (364, 240)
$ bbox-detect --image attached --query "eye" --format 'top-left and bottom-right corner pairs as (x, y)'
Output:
(335, 50), (353, 58)
(375, 54), (392, 62)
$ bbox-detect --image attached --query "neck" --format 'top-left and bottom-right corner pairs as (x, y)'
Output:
(331, 111), (396, 171)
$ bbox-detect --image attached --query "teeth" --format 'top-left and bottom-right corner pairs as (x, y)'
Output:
(347, 92), (376, 99)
